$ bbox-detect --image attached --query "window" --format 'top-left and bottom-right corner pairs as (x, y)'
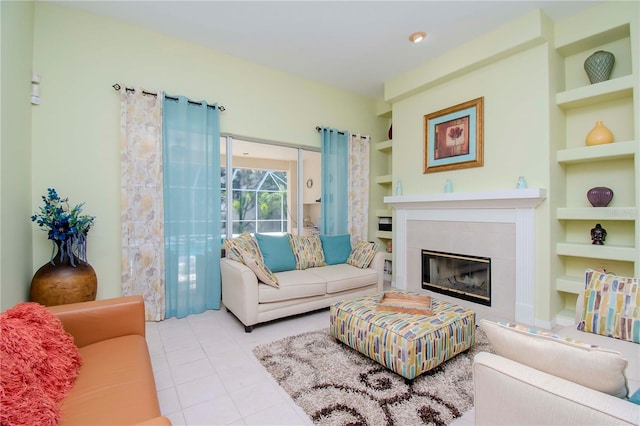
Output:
(220, 137), (320, 239)
(230, 168), (287, 234)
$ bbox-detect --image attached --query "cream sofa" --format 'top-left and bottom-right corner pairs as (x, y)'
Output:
(221, 251), (384, 332)
(474, 292), (640, 425)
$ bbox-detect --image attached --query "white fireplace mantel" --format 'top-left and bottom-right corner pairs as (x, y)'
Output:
(385, 188), (547, 326)
(384, 188), (547, 210)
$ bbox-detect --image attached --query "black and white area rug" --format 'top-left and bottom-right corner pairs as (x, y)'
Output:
(253, 328), (493, 426)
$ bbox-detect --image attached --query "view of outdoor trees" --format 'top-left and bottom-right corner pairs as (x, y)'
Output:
(221, 168), (288, 237)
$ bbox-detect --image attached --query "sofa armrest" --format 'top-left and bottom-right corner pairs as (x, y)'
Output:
(369, 251), (386, 292)
(134, 416), (173, 425)
(47, 295), (145, 348)
(473, 352), (639, 426)
(221, 258), (260, 327)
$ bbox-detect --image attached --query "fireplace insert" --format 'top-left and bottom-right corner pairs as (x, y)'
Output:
(421, 249), (491, 306)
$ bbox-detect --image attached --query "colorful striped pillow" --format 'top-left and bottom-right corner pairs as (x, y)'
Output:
(289, 235), (326, 270)
(224, 232), (278, 288)
(347, 240), (379, 269)
(578, 269), (639, 343)
(224, 232), (259, 263)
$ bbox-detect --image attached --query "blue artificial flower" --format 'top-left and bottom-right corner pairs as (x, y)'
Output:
(31, 188), (95, 266)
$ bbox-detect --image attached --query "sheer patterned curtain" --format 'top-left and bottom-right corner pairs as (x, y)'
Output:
(348, 133), (370, 243)
(162, 95), (221, 318)
(320, 127), (349, 235)
(120, 87), (165, 321)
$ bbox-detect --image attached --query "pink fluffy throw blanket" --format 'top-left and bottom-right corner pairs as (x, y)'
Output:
(1, 302), (82, 426)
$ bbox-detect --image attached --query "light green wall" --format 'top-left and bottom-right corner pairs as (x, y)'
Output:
(0, 0), (35, 310)
(30, 2), (387, 300)
(385, 10), (558, 322)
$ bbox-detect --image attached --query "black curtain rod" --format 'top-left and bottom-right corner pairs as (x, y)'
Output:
(315, 126), (345, 135)
(112, 84), (225, 111)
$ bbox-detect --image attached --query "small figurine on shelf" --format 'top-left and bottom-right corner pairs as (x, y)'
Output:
(590, 223), (607, 245)
(444, 179), (453, 193)
(516, 176), (528, 189)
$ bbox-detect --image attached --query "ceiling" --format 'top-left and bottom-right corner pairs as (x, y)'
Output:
(49, 1), (601, 99)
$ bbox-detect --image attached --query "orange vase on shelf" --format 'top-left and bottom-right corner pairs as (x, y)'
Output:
(585, 121), (614, 146)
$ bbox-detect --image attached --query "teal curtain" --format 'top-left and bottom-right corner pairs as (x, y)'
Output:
(320, 127), (348, 235)
(162, 95), (221, 318)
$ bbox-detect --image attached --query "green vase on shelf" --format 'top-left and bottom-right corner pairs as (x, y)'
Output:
(584, 50), (615, 84)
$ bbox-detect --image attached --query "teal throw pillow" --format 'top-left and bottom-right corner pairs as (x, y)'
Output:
(629, 387), (640, 405)
(320, 234), (352, 265)
(255, 233), (296, 272)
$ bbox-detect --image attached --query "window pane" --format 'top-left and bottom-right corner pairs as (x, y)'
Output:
(228, 139), (315, 237)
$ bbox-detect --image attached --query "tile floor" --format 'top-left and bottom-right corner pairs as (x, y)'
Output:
(146, 305), (475, 425)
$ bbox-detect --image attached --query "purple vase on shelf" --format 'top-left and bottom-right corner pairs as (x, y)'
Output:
(587, 187), (614, 207)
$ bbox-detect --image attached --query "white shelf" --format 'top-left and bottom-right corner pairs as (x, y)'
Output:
(376, 140), (392, 152)
(555, 75), (634, 110)
(376, 231), (393, 239)
(375, 175), (392, 184)
(376, 209), (392, 217)
(556, 242), (638, 262)
(557, 140), (636, 164)
(557, 207), (639, 221)
(383, 252), (392, 261)
(555, 309), (578, 327)
(555, 22), (630, 56)
(556, 275), (585, 294)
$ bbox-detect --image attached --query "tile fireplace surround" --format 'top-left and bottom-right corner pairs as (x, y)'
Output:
(385, 188), (546, 326)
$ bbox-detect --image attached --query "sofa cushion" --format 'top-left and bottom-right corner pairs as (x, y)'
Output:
(320, 234), (352, 265)
(347, 240), (379, 268)
(481, 319), (629, 398)
(556, 323), (640, 393)
(224, 232), (260, 263)
(578, 269), (639, 343)
(0, 302), (83, 426)
(258, 270), (327, 303)
(61, 335), (160, 425)
(255, 233), (297, 272)
(239, 250), (279, 288)
(308, 264), (378, 294)
(289, 235), (326, 269)
(224, 232), (278, 287)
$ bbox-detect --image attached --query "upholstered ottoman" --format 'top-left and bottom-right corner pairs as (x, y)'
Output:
(329, 290), (476, 380)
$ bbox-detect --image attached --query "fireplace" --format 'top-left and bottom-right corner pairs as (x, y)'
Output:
(386, 189), (546, 326)
(422, 249), (491, 306)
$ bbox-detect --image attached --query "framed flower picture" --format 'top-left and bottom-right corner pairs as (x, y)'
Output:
(423, 97), (484, 173)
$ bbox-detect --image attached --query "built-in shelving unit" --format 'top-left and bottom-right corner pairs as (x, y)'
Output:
(552, 8), (638, 321)
(375, 141), (393, 252)
(373, 103), (393, 285)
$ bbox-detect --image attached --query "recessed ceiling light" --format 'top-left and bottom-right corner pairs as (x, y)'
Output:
(409, 31), (427, 43)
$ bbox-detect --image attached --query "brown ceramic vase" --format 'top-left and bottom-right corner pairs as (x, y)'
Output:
(30, 242), (97, 306)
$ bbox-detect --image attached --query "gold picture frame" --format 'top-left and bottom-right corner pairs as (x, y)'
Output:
(424, 97), (484, 173)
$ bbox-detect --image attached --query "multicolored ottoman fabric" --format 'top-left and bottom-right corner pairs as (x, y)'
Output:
(329, 290), (476, 380)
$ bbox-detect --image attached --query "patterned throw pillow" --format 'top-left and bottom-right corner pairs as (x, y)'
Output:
(578, 269), (639, 343)
(289, 235), (326, 270)
(346, 240), (379, 269)
(239, 251), (279, 288)
(224, 232), (279, 288)
(481, 319), (629, 398)
(224, 232), (260, 264)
